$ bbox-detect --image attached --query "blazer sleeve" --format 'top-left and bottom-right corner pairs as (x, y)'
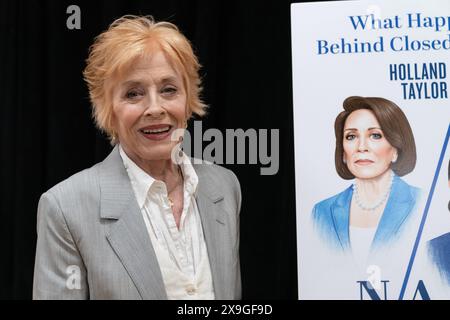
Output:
(215, 166), (242, 299)
(229, 169), (242, 299)
(33, 192), (88, 300)
(230, 169), (242, 217)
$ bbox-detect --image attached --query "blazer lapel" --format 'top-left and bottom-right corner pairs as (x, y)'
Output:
(331, 186), (352, 251)
(98, 147), (167, 300)
(372, 175), (416, 250)
(194, 166), (229, 300)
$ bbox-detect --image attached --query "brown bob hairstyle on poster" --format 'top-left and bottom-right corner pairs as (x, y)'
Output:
(334, 96), (417, 180)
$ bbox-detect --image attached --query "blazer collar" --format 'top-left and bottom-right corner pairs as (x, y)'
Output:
(98, 146), (167, 299)
(331, 185), (353, 250)
(98, 147), (228, 299)
(331, 175), (417, 252)
(192, 162), (229, 299)
(371, 175), (417, 249)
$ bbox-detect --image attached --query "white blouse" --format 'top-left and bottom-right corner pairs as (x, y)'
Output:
(119, 145), (215, 299)
(350, 225), (377, 268)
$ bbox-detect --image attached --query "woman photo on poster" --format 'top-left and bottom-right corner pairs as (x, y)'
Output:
(427, 158), (450, 285)
(312, 96), (421, 264)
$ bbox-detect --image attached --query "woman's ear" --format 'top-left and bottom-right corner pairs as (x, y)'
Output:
(109, 111), (118, 142)
(185, 106), (192, 120)
(392, 149), (398, 163)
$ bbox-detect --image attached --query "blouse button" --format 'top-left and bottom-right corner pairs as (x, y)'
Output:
(186, 285), (196, 295)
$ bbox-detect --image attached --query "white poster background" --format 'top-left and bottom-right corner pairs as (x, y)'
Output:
(292, 0), (450, 299)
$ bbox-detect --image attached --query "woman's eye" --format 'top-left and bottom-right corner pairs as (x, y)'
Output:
(161, 86), (177, 95)
(345, 134), (356, 141)
(125, 90), (143, 100)
(371, 133), (382, 139)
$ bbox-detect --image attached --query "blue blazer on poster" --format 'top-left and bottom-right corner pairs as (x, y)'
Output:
(312, 174), (420, 252)
(428, 232), (450, 285)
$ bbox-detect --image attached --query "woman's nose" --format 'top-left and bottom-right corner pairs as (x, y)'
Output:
(357, 137), (368, 152)
(143, 94), (165, 118)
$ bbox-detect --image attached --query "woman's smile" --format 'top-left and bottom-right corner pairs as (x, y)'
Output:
(139, 124), (174, 141)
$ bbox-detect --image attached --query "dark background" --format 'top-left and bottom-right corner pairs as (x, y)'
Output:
(0, 0), (323, 299)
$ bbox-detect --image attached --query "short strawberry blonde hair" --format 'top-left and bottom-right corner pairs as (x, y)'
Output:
(83, 15), (207, 143)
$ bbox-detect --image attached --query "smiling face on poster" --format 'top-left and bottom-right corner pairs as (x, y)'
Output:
(291, 0), (450, 300)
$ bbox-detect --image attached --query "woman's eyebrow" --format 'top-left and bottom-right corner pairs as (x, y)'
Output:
(120, 80), (145, 88)
(120, 75), (179, 87)
(344, 127), (382, 131)
(159, 76), (179, 84)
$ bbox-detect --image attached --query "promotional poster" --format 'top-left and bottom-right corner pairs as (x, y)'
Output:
(291, 0), (450, 299)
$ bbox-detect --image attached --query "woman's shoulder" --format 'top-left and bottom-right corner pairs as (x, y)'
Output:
(429, 232), (450, 250)
(191, 160), (241, 209)
(313, 186), (352, 212)
(36, 159), (115, 253)
(43, 163), (102, 204)
(395, 176), (421, 200)
(192, 159), (240, 187)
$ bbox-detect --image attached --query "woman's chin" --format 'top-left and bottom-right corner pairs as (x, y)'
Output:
(350, 169), (378, 180)
(352, 170), (390, 181)
(136, 146), (175, 162)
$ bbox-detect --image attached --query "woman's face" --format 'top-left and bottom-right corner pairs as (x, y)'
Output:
(343, 109), (397, 180)
(111, 50), (187, 163)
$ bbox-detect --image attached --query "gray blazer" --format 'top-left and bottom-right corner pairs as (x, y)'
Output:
(33, 146), (241, 300)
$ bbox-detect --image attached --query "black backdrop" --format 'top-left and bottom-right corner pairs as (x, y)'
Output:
(0, 0), (321, 299)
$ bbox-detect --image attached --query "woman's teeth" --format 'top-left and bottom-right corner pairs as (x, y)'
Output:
(142, 126), (170, 134)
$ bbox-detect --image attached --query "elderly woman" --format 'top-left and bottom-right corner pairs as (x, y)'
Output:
(313, 96), (420, 263)
(33, 15), (241, 300)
